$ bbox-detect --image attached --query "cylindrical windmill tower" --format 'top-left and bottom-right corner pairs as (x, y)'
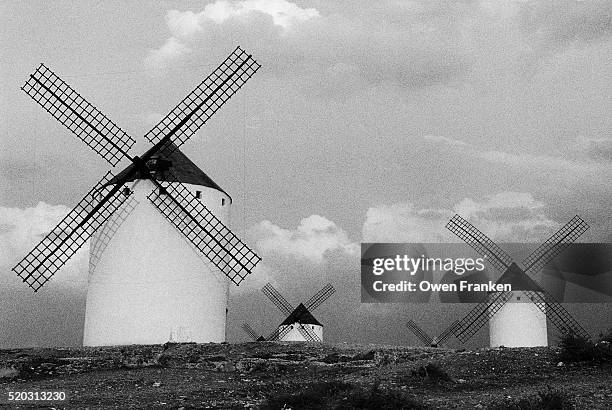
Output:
(488, 263), (548, 347)
(489, 291), (548, 347)
(83, 146), (231, 346)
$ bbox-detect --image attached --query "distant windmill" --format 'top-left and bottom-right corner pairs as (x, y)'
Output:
(241, 323), (267, 342)
(13, 47), (262, 346)
(446, 214), (590, 347)
(262, 283), (336, 342)
(406, 320), (459, 347)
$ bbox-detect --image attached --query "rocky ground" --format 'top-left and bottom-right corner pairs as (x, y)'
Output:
(0, 342), (610, 409)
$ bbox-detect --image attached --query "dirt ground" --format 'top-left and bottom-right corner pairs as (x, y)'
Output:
(0, 342), (610, 409)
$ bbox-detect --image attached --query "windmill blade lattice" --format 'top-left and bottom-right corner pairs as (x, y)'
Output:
(147, 176), (261, 285)
(267, 325), (292, 342)
(436, 320), (461, 346)
(406, 320), (433, 346)
(262, 283), (294, 316)
(522, 216), (589, 276)
(453, 292), (514, 342)
(304, 283), (336, 311)
(241, 323), (260, 341)
(12, 172), (129, 291)
(89, 194), (138, 275)
(145, 46), (261, 154)
(446, 214), (513, 274)
(22, 64), (135, 166)
(297, 325), (322, 342)
(525, 291), (590, 339)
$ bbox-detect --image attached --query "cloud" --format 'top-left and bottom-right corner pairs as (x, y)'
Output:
(146, 37), (192, 69)
(519, 0), (612, 56)
(249, 214), (358, 264)
(0, 202), (88, 289)
(363, 204), (452, 243)
(145, 0), (612, 93)
(421, 134), (611, 176)
(0, 202), (88, 348)
(577, 136), (612, 162)
(146, 0), (319, 69)
(144, 1), (470, 89)
(201, 0), (319, 28)
(363, 192), (559, 243)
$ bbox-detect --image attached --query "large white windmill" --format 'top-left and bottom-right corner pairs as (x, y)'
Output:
(14, 47), (262, 346)
(445, 214), (591, 347)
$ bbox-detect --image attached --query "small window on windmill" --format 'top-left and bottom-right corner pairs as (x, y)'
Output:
(195, 190), (202, 199)
(122, 187), (131, 197)
(312, 326), (315, 329)
(516, 296), (521, 301)
(222, 198), (225, 206)
(159, 186), (168, 195)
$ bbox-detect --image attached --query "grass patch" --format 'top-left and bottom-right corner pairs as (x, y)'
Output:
(260, 380), (426, 409)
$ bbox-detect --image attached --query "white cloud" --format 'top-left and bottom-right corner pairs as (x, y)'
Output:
(167, 10), (204, 38)
(147, 0), (319, 69)
(202, 0), (319, 28)
(249, 214), (358, 264)
(421, 134), (611, 176)
(452, 192), (559, 241)
(363, 192), (560, 243)
(362, 204), (452, 243)
(0, 202), (88, 289)
(576, 135), (612, 161)
(144, 0), (612, 90)
(146, 37), (192, 69)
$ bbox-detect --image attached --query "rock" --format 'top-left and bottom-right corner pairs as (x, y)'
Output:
(215, 361), (236, 372)
(0, 367), (19, 379)
(557, 361), (564, 367)
(352, 350), (375, 361)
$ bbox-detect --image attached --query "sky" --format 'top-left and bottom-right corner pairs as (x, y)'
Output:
(0, 0), (611, 348)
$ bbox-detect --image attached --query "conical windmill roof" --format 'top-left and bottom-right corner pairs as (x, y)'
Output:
(280, 303), (323, 327)
(497, 262), (544, 292)
(107, 142), (229, 199)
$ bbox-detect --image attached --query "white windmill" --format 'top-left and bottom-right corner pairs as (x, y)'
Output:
(445, 214), (591, 347)
(261, 283), (336, 342)
(14, 47), (262, 346)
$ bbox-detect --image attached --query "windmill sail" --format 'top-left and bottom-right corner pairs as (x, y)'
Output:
(145, 46), (261, 153)
(241, 323), (260, 341)
(452, 292), (514, 342)
(148, 176), (260, 285)
(406, 320), (433, 346)
(22, 64), (135, 166)
(89, 195), (138, 275)
(525, 291), (590, 339)
(304, 283), (336, 311)
(446, 214), (513, 274)
(436, 320), (461, 346)
(13, 172), (128, 291)
(262, 283), (294, 316)
(297, 324), (322, 342)
(267, 325), (292, 342)
(522, 216), (589, 276)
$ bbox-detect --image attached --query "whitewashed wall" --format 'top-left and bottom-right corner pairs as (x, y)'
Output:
(489, 291), (548, 347)
(277, 323), (323, 342)
(83, 179), (230, 346)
